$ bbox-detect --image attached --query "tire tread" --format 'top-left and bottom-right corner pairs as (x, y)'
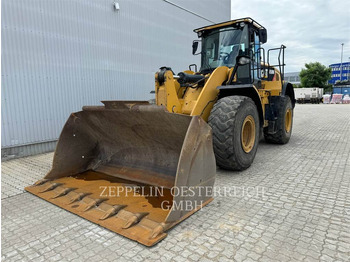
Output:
(208, 96), (256, 170)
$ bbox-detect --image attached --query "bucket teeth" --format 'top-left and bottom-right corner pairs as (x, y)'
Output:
(33, 179), (51, 186)
(99, 205), (127, 220)
(68, 192), (91, 204)
(123, 212), (149, 229)
(83, 198), (108, 212)
(150, 223), (165, 239)
(39, 183), (62, 193)
(149, 222), (172, 239)
(51, 188), (76, 199)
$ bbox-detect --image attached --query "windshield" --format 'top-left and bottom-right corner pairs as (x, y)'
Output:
(200, 26), (247, 72)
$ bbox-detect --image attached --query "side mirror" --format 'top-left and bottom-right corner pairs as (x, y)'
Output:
(236, 55), (251, 66)
(258, 28), (267, 44)
(192, 41), (200, 55)
(227, 55), (251, 85)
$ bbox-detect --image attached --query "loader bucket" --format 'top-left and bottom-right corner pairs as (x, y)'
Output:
(25, 101), (216, 246)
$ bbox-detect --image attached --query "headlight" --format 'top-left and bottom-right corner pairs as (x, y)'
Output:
(238, 57), (251, 65)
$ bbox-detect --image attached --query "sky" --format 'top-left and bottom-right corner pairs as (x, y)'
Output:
(231, 0), (350, 72)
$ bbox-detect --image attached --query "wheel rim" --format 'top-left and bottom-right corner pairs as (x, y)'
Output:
(285, 108), (292, 133)
(241, 115), (255, 153)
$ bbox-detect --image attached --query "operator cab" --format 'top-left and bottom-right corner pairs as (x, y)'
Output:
(192, 18), (283, 86)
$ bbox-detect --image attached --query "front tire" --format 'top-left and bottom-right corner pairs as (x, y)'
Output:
(208, 96), (260, 171)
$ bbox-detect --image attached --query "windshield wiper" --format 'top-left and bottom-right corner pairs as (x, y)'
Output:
(201, 51), (214, 74)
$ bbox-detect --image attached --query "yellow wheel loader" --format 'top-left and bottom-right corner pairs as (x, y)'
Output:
(26, 17), (295, 246)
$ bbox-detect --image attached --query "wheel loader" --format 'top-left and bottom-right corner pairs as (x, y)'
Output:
(26, 17), (295, 246)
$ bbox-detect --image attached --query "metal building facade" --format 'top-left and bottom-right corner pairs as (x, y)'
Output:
(1, 0), (230, 158)
(329, 62), (350, 84)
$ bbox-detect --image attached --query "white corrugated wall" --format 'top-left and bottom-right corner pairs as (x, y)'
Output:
(1, 0), (231, 158)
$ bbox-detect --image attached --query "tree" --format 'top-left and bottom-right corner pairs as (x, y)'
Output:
(299, 62), (332, 88)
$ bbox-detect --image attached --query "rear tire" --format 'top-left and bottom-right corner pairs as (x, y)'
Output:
(264, 96), (293, 144)
(208, 96), (260, 171)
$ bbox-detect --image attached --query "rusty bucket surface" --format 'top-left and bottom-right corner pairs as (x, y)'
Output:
(25, 101), (216, 246)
